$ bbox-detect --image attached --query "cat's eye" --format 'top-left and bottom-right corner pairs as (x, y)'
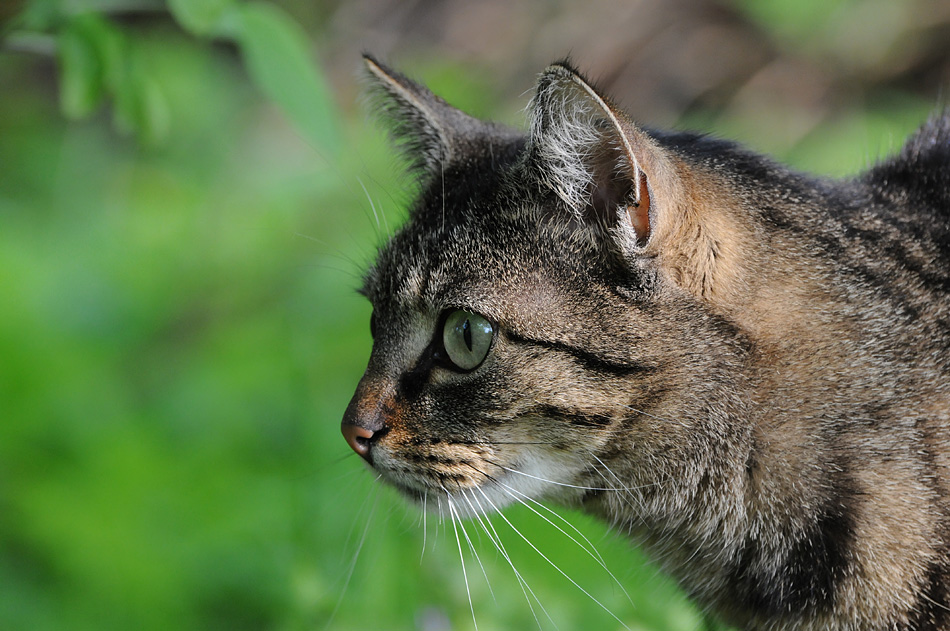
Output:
(441, 310), (494, 371)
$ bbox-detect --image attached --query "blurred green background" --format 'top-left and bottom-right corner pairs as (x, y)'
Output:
(1, 1), (947, 630)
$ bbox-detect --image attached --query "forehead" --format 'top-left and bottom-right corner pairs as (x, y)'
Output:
(366, 207), (548, 320)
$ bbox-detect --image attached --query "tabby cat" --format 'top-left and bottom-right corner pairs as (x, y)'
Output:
(341, 55), (950, 630)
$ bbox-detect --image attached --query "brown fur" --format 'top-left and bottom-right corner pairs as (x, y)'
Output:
(344, 56), (950, 630)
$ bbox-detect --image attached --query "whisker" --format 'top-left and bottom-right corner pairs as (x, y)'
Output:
(453, 441), (561, 446)
(357, 176), (386, 238)
(308, 456), (367, 483)
(493, 480), (635, 608)
(464, 461), (609, 567)
(437, 495), (445, 541)
(453, 488), (496, 602)
(421, 491), (429, 564)
(323, 487), (380, 630)
(470, 486), (558, 631)
(474, 483), (631, 631)
(589, 454), (666, 538)
(467, 459), (634, 610)
(484, 459), (625, 491)
(440, 158), (446, 232)
(589, 454), (641, 504)
(446, 492), (479, 631)
(341, 482), (376, 553)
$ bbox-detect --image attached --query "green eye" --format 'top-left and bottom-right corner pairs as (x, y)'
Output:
(442, 310), (494, 371)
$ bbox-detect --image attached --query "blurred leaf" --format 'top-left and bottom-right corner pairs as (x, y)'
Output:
(56, 16), (103, 119)
(53, 12), (164, 145)
(4, 0), (56, 31)
(167, 0), (235, 35)
(84, 15), (125, 94)
(734, 0), (858, 45)
(135, 76), (172, 145)
(102, 34), (169, 145)
(112, 69), (171, 145)
(232, 1), (341, 156)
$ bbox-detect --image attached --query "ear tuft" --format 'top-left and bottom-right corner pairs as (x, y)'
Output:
(528, 62), (651, 246)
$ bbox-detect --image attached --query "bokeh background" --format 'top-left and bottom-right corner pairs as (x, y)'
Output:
(2, 1), (949, 630)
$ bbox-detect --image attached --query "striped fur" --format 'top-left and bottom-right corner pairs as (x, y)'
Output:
(345, 56), (950, 629)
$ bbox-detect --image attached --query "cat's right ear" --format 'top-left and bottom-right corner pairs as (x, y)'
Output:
(362, 55), (478, 180)
(528, 62), (748, 302)
(527, 62), (678, 253)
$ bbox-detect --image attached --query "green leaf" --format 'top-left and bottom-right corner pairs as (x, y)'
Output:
(110, 45), (171, 146)
(167, 0), (235, 35)
(232, 2), (341, 156)
(135, 76), (171, 145)
(5, 0), (57, 32)
(83, 16), (126, 94)
(57, 17), (104, 119)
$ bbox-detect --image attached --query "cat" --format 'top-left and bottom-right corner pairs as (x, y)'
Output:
(342, 54), (950, 630)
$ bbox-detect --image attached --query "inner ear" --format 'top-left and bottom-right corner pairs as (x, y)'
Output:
(627, 170), (650, 246)
(589, 138), (651, 246)
(528, 62), (654, 248)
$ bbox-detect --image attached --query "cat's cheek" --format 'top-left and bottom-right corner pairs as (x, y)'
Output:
(367, 427), (497, 494)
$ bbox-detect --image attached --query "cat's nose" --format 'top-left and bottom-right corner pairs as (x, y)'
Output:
(342, 423), (376, 461)
(342, 372), (394, 463)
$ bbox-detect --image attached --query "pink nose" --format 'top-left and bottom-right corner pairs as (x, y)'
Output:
(342, 423), (375, 461)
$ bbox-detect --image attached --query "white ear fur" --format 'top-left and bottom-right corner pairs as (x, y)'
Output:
(528, 62), (651, 248)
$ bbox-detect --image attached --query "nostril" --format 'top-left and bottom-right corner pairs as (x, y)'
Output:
(342, 423), (376, 461)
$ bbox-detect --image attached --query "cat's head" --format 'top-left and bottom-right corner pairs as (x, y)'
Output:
(342, 56), (751, 517)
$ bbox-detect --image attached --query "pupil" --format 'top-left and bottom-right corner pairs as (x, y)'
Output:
(462, 318), (472, 351)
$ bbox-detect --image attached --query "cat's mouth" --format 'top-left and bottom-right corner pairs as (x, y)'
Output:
(369, 439), (592, 518)
(365, 440), (525, 514)
(372, 449), (495, 496)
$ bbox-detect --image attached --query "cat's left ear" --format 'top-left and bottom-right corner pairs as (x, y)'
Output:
(362, 55), (496, 182)
(528, 62), (679, 253)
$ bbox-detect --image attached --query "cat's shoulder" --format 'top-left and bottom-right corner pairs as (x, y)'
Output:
(896, 109), (950, 165)
(864, 110), (950, 217)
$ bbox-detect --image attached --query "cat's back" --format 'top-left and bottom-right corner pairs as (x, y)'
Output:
(871, 111), (950, 221)
(837, 113), (950, 364)
(859, 111), (950, 285)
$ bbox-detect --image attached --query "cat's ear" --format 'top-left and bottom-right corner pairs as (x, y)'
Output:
(530, 62), (747, 303)
(362, 54), (482, 179)
(528, 62), (674, 251)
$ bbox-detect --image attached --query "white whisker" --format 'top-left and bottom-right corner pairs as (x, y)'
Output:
(590, 453), (652, 518)
(475, 484), (630, 630)
(471, 487), (558, 631)
(440, 158), (446, 232)
(421, 491), (429, 564)
(494, 480), (634, 608)
(454, 491), (496, 602)
(357, 176), (389, 239)
(446, 493), (479, 631)
(324, 488), (380, 631)
(489, 461), (623, 491)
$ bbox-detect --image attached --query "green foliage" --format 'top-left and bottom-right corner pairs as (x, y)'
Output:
(231, 2), (341, 156)
(0, 13), (712, 623)
(7, 0), (338, 151)
(56, 15), (106, 119)
(167, 0), (235, 34)
(0, 1), (938, 630)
